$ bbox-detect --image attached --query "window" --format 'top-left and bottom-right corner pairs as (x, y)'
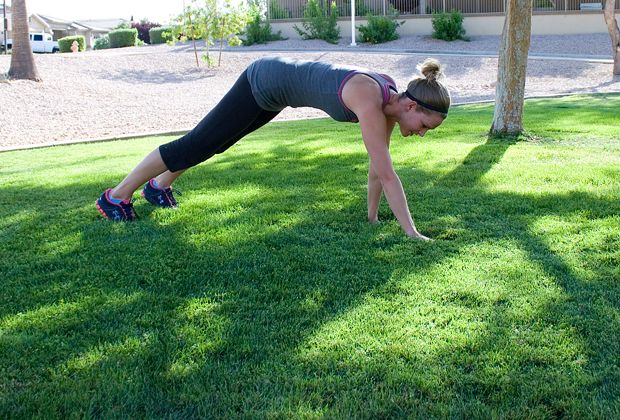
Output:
(33, 34), (43, 41)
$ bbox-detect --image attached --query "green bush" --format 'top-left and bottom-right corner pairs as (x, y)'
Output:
(149, 27), (173, 44)
(93, 36), (110, 50)
(294, 0), (340, 44)
(58, 35), (86, 52)
(357, 12), (403, 44)
(108, 28), (138, 48)
(431, 10), (468, 41)
(242, 13), (286, 45)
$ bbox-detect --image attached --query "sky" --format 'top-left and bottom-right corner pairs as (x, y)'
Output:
(20, 0), (184, 24)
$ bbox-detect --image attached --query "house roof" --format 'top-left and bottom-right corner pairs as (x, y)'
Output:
(76, 18), (130, 32)
(33, 14), (74, 31)
(31, 14), (125, 34)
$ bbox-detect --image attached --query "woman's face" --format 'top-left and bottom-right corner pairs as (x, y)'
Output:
(398, 104), (445, 138)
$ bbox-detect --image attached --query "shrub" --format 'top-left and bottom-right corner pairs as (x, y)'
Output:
(149, 27), (173, 44)
(114, 21), (131, 30)
(131, 21), (161, 44)
(93, 36), (110, 50)
(294, 0), (340, 44)
(242, 13), (286, 45)
(58, 35), (86, 52)
(108, 28), (139, 48)
(357, 12), (403, 44)
(431, 10), (468, 41)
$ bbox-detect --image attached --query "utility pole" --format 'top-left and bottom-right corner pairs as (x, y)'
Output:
(350, 0), (356, 46)
(2, 0), (7, 54)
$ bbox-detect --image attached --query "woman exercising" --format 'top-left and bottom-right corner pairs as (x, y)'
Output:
(96, 57), (451, 240)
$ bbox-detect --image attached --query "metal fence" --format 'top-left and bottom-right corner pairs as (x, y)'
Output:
(266, 0), (620, 18)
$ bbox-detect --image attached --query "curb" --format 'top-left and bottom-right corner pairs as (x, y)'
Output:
(1, 92), (618, 153)
(0, 130), (189, 153)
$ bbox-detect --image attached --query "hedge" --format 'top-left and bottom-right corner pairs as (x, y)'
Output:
(149, 27), (172, 44)
(108, 28), (138, 48)
(58, 35), (86, 53)
(93, 36), (110, 50)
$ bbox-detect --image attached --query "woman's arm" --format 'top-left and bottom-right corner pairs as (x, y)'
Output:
(367, 162), (382, 223)
(367, 121), (395, 223)
(361, 122), (425, 238)
(342, 75), (429, 240)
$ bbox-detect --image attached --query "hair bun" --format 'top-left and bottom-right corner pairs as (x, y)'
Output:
(418, 58), (443, 82)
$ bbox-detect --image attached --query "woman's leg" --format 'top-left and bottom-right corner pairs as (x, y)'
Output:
(151, 109), (279, 190)
(153, 169), (185, 189)
(158, 70), (279, 173)
(107, 69), (277, 201)
(148, 111), (278, 192)
(110, 148), (169, 200)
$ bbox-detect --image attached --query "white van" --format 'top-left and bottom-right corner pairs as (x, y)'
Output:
(29, 33), (59, 53)
(1, 32), (59, 53)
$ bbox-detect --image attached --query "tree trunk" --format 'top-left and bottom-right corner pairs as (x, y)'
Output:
(490, 0), (532, 135)
(8, 0), (41, 81)
(604, 0), (620, 75)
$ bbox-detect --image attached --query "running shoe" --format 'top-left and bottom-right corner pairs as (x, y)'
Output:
(141, 179), (179, 208)
(95, 189), (138, 221)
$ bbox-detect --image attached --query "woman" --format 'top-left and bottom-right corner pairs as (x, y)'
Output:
(96, 57), (451, 240)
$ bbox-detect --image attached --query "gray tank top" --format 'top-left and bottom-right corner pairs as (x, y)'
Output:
(246, 57), (397, 123)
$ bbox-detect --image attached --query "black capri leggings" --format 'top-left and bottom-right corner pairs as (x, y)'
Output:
(159, 69), (280, 172)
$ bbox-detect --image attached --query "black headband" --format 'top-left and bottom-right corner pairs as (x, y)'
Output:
(405, 91), (449, 114)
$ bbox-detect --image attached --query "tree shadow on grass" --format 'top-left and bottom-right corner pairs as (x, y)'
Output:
(0, 136), (618, 417)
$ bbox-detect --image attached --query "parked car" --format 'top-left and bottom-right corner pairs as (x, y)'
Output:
(30, 33), (59, 53)
(1, 32), (59, 53)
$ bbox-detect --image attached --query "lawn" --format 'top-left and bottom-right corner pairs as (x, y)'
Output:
(1, 94), (619, 418)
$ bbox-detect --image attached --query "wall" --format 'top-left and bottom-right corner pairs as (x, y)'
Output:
(271, 11), (610, 40)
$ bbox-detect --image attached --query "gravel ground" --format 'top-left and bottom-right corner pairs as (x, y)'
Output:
(1, 33), (618, 149)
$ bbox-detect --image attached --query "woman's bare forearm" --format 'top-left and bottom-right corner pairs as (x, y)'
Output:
(380, 175), (418, 236)
(367, 165), (383, 222)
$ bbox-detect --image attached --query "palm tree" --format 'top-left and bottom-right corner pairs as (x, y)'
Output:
(490, 0), (532, 135)
(604, 0), (620, 75)
(8, 0), (41, 81)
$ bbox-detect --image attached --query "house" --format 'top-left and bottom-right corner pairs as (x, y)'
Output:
(28, 14), (123, 49)
(2, 12), (130, 50)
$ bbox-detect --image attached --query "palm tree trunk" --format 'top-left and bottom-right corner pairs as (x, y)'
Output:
(490, 0), (532, 135)
(8, 0), (41, 81)
(604, 0), (620, 76)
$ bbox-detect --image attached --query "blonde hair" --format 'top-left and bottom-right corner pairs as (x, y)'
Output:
(403, 58), (451, 117)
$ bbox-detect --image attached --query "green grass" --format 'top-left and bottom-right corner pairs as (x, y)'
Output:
(1, 93), (619, 418)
